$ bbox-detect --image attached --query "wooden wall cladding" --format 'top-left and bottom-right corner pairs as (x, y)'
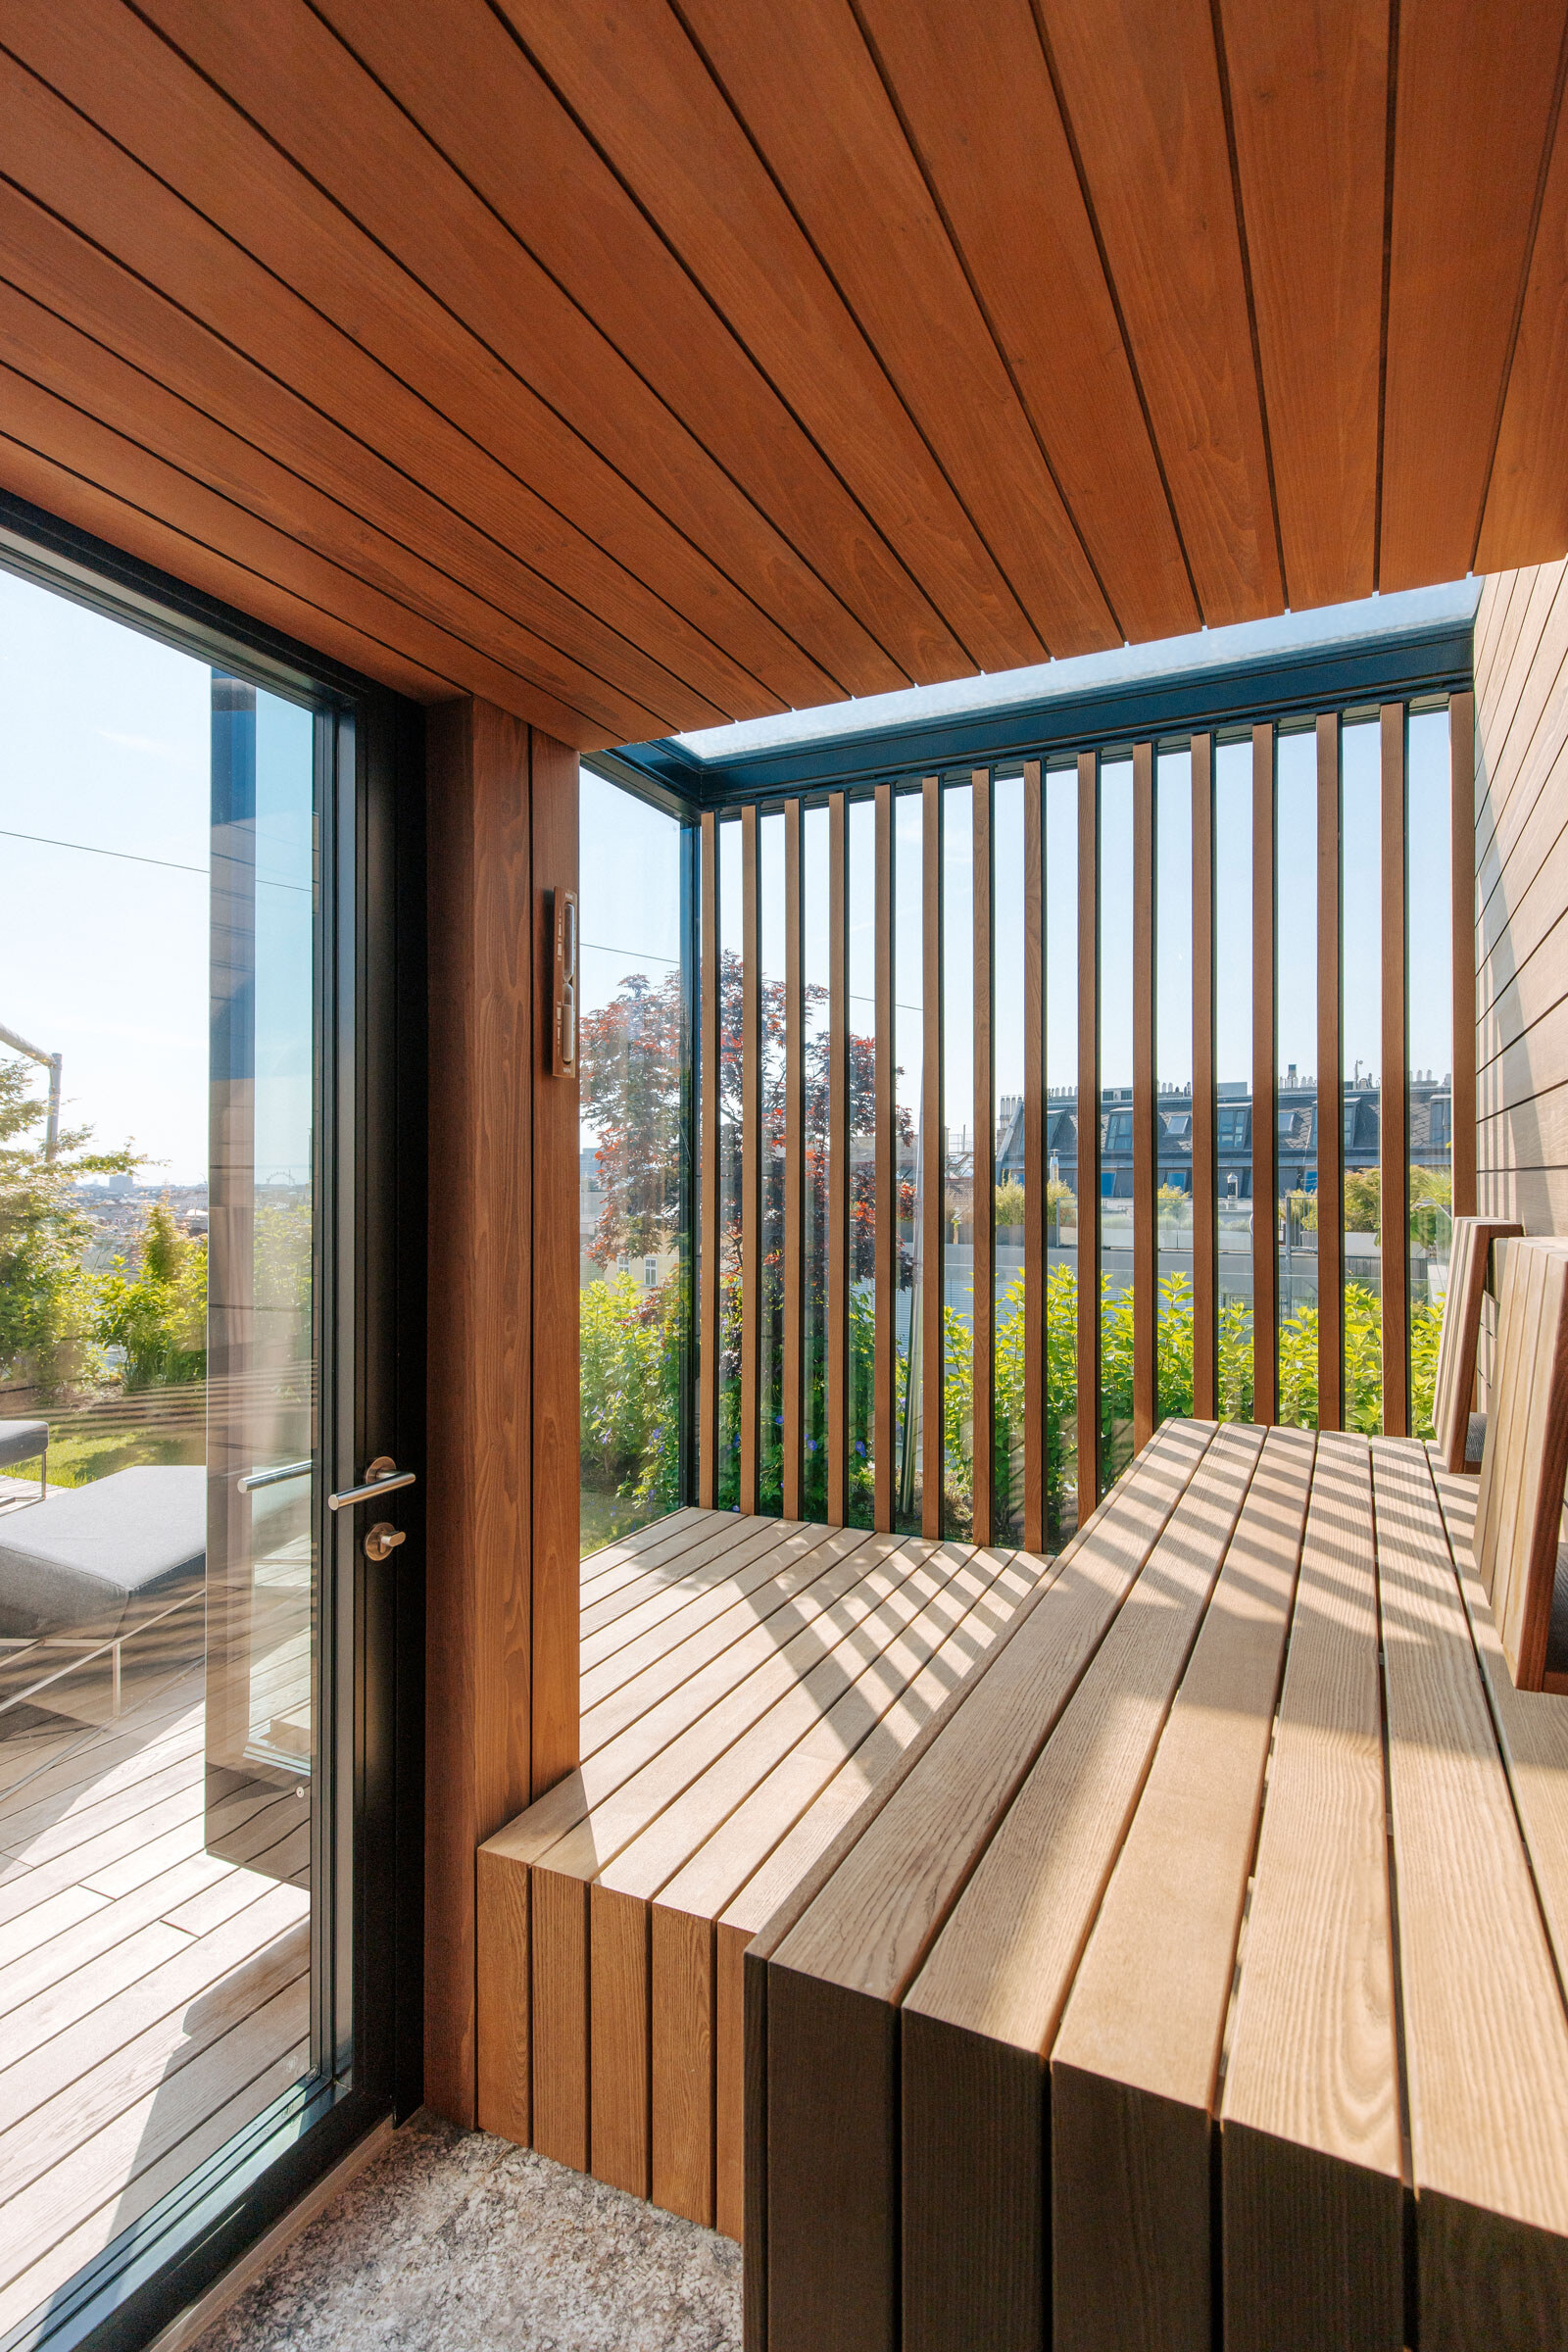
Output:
(1476, 559), (1568, 1239)
(0, 0), (1564, 747)
(427, 699), (579, 2127)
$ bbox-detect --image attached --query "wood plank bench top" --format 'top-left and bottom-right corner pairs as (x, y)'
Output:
(474, 1504), (1059, 2235)
(749, 1417), (1568, 2352)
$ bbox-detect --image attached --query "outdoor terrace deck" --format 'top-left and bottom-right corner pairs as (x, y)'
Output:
(477, 1504), (1058, 2237)
(0, 1596), (310, 2334)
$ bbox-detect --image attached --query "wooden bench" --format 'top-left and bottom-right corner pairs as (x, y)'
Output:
(474, 1503), (1056, 2234)
(748, 1407), (1568, 2352)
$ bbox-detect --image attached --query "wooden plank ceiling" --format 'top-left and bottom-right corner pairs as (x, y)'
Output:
(2, 0), (1567, 750)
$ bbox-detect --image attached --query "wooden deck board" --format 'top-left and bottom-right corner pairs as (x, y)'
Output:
(0, 1657), (311, 2328)
(476, 1507), (1061, 2234)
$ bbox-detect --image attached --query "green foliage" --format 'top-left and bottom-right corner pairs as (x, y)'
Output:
(994, 1179), (1027, 1229)
(93, 1195), (207, 1390)
(579, 1270), (683, 1519)
(0, 1054), (136, 1398)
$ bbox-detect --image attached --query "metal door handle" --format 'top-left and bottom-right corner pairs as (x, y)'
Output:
(364, 1522), (407, 1562)
(327, 1455), (416, 1510)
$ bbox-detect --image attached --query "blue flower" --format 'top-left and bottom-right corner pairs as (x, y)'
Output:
(855, 1440), (867, 1456)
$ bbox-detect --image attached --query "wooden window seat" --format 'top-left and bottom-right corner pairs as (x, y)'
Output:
(746, 1412), (1568, 2352)
(474, 1504), (1057, 2236)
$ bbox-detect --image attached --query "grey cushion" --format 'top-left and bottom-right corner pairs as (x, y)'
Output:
(0, 1465), (205, 1640)
(0, 1420), (47, 1472)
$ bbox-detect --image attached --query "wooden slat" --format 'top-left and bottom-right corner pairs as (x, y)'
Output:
(1215, 0), (1387, 609)
(783, 799), (805, 1523)
(1078, 751), (1102, 1516)
(662, 0), (1116, 662)
(0, 15), (835, 716)
(699, 813), (719, 1510)
(1051, 1424), (1312, 2352)
(1381, 705), (1409, 1436)
(1373, 1437), (1568, 2334)
(874, 783), (896, 1534)
(1133, 740), (1157, 1450)
(1379, 0), (1568, 591)
(1023, 762), (1047, 1550)
(972, 769), (995, 1544)
(1474, 1241), (1568, 1688)
(827, 794), (849, 1526)
(1479, 105), (1568, 576)
(899, 1423), (1264, 2352)
(1192, 735), (1218, 1420)
(1252, 721), (1278, 1422)
(763, 1420), (1214, 2352)
(741, 802), (761, 1517)
(1431, 1218), (1523, 1474)
(1452, 689), (1479, 1218)
(475, 1846), (529, 2144)
(1221, 1432), (1401, 2352)
(1036, 0), (1283, 626)
(1317, 714), (1344, 1432)
(921, 775), (945, 1542)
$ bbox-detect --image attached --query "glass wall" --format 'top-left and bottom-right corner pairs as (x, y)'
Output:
(1407, 704), (1453, 1435)
(1099, 755), (1135, 1484)
(758, 811), (785, 1517)
(1341, 715), (1383, 1430)
(847, 795), (877, 1523)
(577, 769), (688, 1551)
(992, 772), (1026, 1541)
(893, 788), (923, 1533)
(0, 567), (322, 2327)
(1213, 736), (1254, 1415)
(942, 779), (974, 1536)
(1045, 763), (1079, 1541)
(801, 804), (830, 1521)
(1275, 723), (1318, 1425)
(1155, 747), (1194, 1424)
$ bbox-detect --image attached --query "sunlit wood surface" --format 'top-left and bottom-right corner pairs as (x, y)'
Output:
(0, 1611), (309, 2334)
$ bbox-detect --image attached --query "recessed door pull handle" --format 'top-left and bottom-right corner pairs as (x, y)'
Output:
(327, 1456), (416, 1510)
(364, 1522), (407, 1562)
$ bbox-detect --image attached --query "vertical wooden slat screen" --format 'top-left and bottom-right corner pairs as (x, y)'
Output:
(740, 802), (760, 1513)
(972, 769), (995, 1544)
(922, 775), (944, 1541)
(1132, 742), (1156, 1451)
(782, 798), (804, 1522)
(1450, 688), (1478, 1220)
(1191, 735), (1217, 1420)
(1381, 703), (1409, 1437)
(1077, 750), (1101, 1518)
(874, 783), (896, 1532)
(1316, 714), (1344, 1433)
(826, 793), (849, 1525)
(1023, 762), (1046, 1551)
(698, 809), (718, 1508)
(1251, 722), (1278, 1425)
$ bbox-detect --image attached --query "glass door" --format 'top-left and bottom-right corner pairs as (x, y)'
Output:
(0, 543), (407, 2348)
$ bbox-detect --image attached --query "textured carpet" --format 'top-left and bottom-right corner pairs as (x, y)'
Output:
(193, 2114), (742, 2352)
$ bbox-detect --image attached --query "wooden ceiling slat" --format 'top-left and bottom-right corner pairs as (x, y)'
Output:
(0, 6), (839, 716)
(314, 0), (998, 690)
(124, 0), (906, 699)
(1216, 0), (1387, 612)
(1478, 98), (1568, 574)
(1034, 0), (1283, 628)
(670, 0), (1119, 660)
(0, 283), (673, 744)
(0, 363), (620, 744)
(851, 0), (1198, 647)
(0, 180), (724, 736)
(1380, 0), (1568, 592)
(494, 0), (1047, 677)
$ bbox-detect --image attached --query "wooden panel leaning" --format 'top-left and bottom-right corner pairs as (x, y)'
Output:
(1472, 1237), (1568, 1688)
(1431, 1214), (1523, 1471)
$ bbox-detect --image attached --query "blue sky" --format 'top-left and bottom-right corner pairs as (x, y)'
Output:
(0, 568), (314, 1187)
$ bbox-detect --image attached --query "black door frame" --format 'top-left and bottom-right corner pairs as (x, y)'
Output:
(0, 490), (426, 2352)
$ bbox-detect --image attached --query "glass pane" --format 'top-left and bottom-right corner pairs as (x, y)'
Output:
(893, 790), (923, 1534)
(1046, 766), (1079, 1543)
(577, 771), (686, 1551)
(1408, 705), (1453, 1435)
(1342, 716), (1382, 1431)
(992, 774), (1026, 1543)
(801, 806), (830, 1522)
(1275, 727), (1318, 1426)
(758, 812), (785, 1517)
(942, 781), (973, 1538)
(1214, 738), (1253, 1417)
(847, 797), (876, 1524)
(716, 817), (744, 1504)
(1100, 757), (1135, 1483)
(1155, 749), (1194, 1425)
(0, 572), (320, 2318)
